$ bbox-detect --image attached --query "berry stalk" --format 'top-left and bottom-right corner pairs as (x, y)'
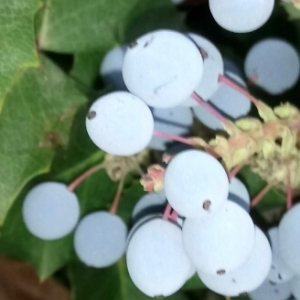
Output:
(191, 92), (230, 124)
(250, 183), (273, 207)
(153, 130), (195, 146)
(68, 162), (106, 191)
(163, 203), (173, 220)
(110, 178), (125, 215)
(218, 74), (260, 106)
(228, 162), (248, 181)
(170, 210), (178, 222)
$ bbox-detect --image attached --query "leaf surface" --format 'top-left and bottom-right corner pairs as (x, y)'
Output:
(0, 55), (86, 224)
(38, 0), (183, 53)
(0, 0), (41, 110)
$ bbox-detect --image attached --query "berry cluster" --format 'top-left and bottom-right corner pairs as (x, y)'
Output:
(21, 5), (300, 300)
(22, 180), (128, 268)
(88, 28), (300, 299)
(22, 154), (144, 268)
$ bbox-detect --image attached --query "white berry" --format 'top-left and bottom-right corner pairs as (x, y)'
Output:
(86, 91), (154, 156)
(74, 211), (127, 268)
(22, 182), (80, 240)
(122, 30), (203, 108)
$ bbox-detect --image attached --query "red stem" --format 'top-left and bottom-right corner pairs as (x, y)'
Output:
(250, 183), (273, 207)
(110, 179), (124, 215)
(228, 162), (247, 181)
(68, 163), (105, 191)
(162, 153), (174, 163)
(247, 73), (258, 86)
(191, 92), (229, 124)
(163, 203), (172, 220)
(153, 130), (195, 146)
(170, 210), (178, 222)
(218, 74), (259, 106)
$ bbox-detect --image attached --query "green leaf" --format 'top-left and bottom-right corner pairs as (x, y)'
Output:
(49, 105), (102, 183)
(117, 176), (146, 224)
(238, 166), (286, 211)
(182, 274), (205, 290)
(123, 3), (186, 43)
(201, 291), (250, 300)
(69, 259), (190, 300)
(0, 0), (41, 110)
(0, 55), (86, 224)
(38, 0), (182, 53)
(70, 51), (107, 92)
(281, 2), (300, 20)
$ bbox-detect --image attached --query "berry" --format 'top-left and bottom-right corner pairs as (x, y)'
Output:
(22, 182), (80, 240)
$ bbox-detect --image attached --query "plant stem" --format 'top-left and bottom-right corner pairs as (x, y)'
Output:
(228, 161), (247, 181)
(191, 92), (229, 124)
(170, 210), (178, 222)
(218, 74), (260, 106)
(67, 162), (106, 191)
(153, 130), (195, 146)
(247, 73), (258, 86)
(250, 183), (273, 207)
(110, 178), (125, 215)
(163, 203), (172, 220)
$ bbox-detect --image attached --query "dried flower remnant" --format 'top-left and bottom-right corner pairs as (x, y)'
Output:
(140, 164), (165, 192)
(142, 98), (300, 209)
(205, 100), (300, 199)
(289, 0), (300, 10)
(105, 150), (148, 181)
(68, 151), (149, 191)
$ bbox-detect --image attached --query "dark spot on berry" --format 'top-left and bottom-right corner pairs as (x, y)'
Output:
(269, 281), (276, 286)
(232, 278), (236, 283)
(278, 273), (282, 280)
(275, 289), (279, 294)
(217, 269), (226, 275)
(271, 265), (275, 269)
(203, 200), (211, 210)
(87, 111), (96, 120)
(128, 41), (138, 48)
